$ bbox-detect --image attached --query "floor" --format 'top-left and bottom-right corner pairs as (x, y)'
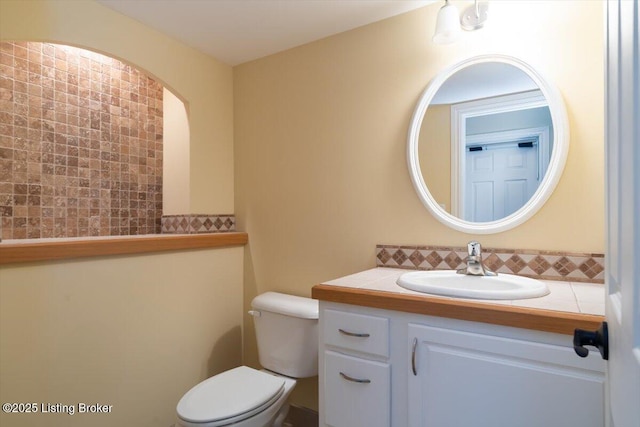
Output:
(283, 405), (318, 427)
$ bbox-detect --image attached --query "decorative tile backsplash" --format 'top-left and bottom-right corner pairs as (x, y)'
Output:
(161, 214), (236, 234)
(376, 244), (605, 283)
(0, 42), (163, 239)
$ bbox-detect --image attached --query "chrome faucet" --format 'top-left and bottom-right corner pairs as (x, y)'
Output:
(456, 241), (497, 276)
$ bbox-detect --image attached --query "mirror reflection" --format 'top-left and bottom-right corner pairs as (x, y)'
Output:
(419, 62), (554, 222)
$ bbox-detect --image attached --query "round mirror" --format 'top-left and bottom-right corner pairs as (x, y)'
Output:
(407, 55), (569, 234)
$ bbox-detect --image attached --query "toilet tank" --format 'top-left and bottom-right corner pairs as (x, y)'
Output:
(250, 292), (319, 378)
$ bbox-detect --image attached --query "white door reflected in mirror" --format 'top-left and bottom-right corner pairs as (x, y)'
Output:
(463, 123), (550, 222)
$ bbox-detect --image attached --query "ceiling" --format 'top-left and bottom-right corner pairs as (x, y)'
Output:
(432, 62), (540, 105)
(96, 0), (435, 66)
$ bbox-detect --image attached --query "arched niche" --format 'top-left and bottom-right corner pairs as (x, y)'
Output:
(0, 41), (189, 238)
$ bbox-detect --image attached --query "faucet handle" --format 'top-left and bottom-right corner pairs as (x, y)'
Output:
(468, 241), (481, 257)
(462, 241), (498, 276)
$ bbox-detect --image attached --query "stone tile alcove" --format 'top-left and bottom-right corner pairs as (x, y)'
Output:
(0, 42), (163, 239)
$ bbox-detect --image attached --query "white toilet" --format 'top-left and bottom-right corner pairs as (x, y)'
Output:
(176, 292), (319, 427)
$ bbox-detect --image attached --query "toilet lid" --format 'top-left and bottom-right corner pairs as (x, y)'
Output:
(177, 366), (285, 425)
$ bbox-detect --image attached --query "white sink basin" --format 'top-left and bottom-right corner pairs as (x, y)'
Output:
(396, 270), (549, 300)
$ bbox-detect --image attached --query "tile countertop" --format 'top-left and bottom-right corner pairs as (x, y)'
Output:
(312, 268), (605, 335)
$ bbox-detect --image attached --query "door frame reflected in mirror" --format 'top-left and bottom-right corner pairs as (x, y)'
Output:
(451, 90), (551, 219)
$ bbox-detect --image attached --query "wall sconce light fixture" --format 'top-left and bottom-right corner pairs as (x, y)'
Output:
(433, 0), (489, 44)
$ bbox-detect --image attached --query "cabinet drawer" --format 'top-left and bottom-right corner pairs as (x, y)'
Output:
(324, 309), (389, 358)
(324, 351), (390, 427)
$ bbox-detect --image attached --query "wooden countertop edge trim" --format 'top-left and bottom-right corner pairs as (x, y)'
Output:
(312, 284), (604, 335)
(0, 232), (248, 265)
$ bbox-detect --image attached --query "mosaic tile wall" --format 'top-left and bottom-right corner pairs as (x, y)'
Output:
(376, 244), (605, 283)
(0, 42), (163, 239)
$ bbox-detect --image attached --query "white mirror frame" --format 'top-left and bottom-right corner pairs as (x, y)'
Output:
(407, 55), (570, 234)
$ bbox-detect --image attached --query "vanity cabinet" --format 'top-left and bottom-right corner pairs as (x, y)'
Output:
(319, 302), (605, 427)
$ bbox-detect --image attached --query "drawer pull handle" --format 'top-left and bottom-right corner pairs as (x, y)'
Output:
(411, 337), (418, 376)
(338, 328), (370, 338)
(339, 372), (371, 384)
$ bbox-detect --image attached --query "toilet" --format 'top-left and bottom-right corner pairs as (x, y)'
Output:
(176, 292), (319, 427)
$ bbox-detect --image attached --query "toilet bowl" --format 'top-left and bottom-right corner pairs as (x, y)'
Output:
(177, 367), (296, 427)
(176, 292), (318, 427)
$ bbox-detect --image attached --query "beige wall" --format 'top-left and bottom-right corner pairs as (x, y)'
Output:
(0, 1), (241, 426)
(420, 104), (451, 212)
(0, 248), (243, 427)
(163, 88), (191, 215)
(235, 1), (604, 409)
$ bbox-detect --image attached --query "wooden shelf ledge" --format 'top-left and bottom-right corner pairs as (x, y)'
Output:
(0, 232), (248, 265)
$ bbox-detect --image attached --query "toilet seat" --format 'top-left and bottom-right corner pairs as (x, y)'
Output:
(177, 366), (285, 426)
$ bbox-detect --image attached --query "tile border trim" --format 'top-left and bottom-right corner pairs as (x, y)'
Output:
(376, 244), (605, 284)
(161, 214), (236, 234)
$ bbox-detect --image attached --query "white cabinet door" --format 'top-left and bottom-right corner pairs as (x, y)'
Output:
(408, 324), (605, 427)
(324, 350), (390, 427)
